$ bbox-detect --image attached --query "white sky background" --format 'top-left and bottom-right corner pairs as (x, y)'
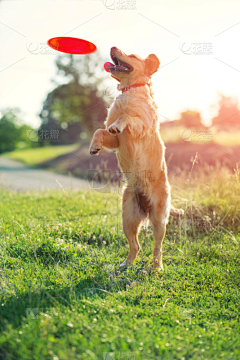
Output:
(1, 0), (240, 128)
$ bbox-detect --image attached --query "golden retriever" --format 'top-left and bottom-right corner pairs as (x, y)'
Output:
(89, 47), (184, 270)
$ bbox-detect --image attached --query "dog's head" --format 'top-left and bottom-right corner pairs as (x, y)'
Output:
(105, 47), (160, 89)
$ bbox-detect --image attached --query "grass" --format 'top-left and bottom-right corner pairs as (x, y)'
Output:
(0, 167), (240, 360)
(161, 127), (240, 146)
(5, 144), (79, 166)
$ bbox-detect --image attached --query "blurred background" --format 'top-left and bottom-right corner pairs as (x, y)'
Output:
(1, 0), (240, 177)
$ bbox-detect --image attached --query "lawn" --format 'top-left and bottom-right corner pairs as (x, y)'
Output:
(5, 144), (79, 166)
(0, 168), (240, 360)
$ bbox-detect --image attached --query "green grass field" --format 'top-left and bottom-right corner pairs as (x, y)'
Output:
(0, 168), (240, 360)
(5, 144), (79, 166)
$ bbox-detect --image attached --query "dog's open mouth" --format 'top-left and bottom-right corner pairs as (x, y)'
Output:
(104, 54), (133, 74)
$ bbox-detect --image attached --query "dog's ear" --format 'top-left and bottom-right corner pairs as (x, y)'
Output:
(145, 54), (160, 75)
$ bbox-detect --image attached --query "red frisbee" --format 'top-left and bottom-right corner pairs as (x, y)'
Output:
(47, 37), (97, 55)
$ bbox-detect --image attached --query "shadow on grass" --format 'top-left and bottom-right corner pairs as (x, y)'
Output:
(0, 256), (164, 336)
(0, 277), (106, 333)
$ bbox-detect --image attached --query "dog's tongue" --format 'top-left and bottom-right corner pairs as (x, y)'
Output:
(104, 62), (113, 73)
(104, 61), (128, 73)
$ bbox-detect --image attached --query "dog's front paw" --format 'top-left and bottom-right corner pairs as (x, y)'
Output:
(108, 123), (122, 135)
(89, 145), (101, 155)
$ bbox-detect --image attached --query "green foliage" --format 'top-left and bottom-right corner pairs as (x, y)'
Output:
(0, 108), (34, 153)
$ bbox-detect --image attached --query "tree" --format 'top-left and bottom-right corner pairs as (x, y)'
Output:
(178, 110), (205, 129)
(0, 108), (34, 153)
(211, 95), (240, 131)
(39, 53), (110, 145)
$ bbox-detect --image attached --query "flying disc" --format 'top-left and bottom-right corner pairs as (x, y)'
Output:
(47, 37), (97, 54)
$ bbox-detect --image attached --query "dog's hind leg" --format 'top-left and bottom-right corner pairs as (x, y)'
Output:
(89, 129), (119, 155)
(120, 189), (143, 269)
(150, 201), (169, 270)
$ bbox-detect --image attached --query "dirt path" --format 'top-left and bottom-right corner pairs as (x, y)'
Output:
(0, 157), (90, 192)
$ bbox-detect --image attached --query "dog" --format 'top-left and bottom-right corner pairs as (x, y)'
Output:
(89, 47), (184, 270)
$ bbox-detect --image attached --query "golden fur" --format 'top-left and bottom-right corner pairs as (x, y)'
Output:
(89, 47), (183, 270)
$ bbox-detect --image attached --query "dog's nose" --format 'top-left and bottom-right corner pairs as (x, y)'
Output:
(111, 46), (118, 52)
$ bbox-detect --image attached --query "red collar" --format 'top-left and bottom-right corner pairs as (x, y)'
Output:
(122, 83), (150, 93)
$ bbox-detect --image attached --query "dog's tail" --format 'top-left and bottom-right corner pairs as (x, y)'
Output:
(170, 207), (184, 217)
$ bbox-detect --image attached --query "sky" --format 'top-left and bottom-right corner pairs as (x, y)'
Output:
(1, 0), (240, 128)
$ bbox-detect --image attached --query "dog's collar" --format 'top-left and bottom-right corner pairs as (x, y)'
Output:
(121, 83), (150, 93)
